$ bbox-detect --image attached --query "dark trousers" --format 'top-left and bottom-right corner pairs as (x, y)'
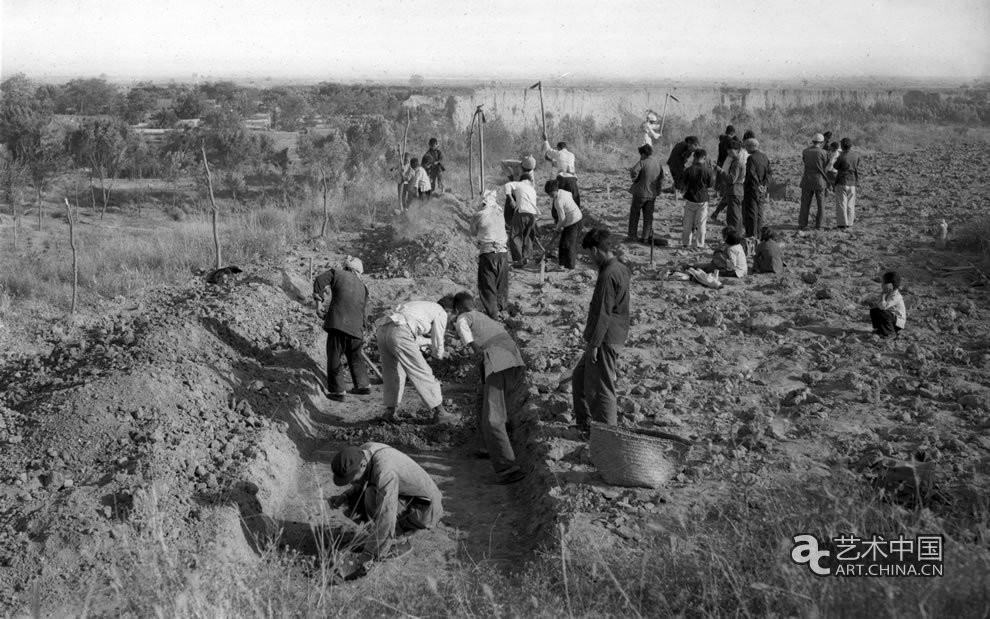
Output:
(503, 197), (515, 228)
(572, 342), (621, 429)
(510, 213), (536, 264)
(742, 192), (765, 238)
(628, 197), (656, 240)
(480, 365), (527, 474)
(477, 251), (509, 318)
(720, 194), (743, 236)
(556, 176), (580, 208)
(870, 308), (902, 337)
(559, 221), (582, 269)
(799, 187), (825, 228)
(326, 329), (369, 393)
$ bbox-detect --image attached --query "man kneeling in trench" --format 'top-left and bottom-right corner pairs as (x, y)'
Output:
(328, 442), (443, 570)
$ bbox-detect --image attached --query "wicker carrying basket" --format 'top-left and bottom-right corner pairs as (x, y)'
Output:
(590, 422), (683, 488)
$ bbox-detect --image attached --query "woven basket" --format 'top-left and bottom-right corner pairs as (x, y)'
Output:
(590, 422), (683, 488)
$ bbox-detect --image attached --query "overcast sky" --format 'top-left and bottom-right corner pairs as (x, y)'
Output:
(2, 0), (988, 82)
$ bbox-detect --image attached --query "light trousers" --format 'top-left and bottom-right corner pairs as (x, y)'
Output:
(376, 323), (443, 410)
(835, 185), (856, 227)
(682, 201), (709, 247)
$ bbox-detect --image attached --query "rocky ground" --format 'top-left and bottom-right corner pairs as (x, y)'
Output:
(1, 143), (989, 614)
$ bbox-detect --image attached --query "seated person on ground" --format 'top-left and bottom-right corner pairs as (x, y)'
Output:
(869, 271), (906, 338)
(686, 227), (747, 278)
(752, 226), (784, 274)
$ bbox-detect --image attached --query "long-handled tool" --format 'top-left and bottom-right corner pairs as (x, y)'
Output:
(476, 105), (487, 192)
(360, 350), (383, 382)
(658, 93), (680, 139)
(468, 113), (477, 196)
(530, 81), (547, 140)
(533, 234), (548, 285)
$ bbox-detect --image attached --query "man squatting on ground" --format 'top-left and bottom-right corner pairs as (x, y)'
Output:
(374, 300), (457, 424)
(799, 133), (829, 230)
(499, 155), (537, 226)
(742, 138), (773, 242)
(470, 190), (510, 319)
(442, 292), (528, 485)
(313, 256), (370, 402)
(572, 228), (631, 432)
(329, 442), (443, 566)
(626, 143), (664, 245)
(681, 149), (716, 248)
(504, 170), (540, 267)
(833, 137), (861, 229)
(545, 179), (583, 270)
(542, 136), (581, 209)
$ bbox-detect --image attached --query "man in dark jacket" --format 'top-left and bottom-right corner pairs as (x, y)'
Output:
(626, 144), (664, 243)
(799, 133), (829, 229)
(667, 136), (698, 193)
(833, 137), (861, 229)
(716, 125), (736, 168)
(422, 138), (444, 193)
(742, 138), (772, 241)
(313, 256), (370, 401)
(713, 138), (745, 235)
(572, 228), (630, 433)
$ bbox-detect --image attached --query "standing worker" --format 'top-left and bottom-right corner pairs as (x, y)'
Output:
(798, 133), (829, 230)
(504, 172), (540, 268)
(545, 179), (583, 270)
(470, 190), (510, 319)
(374, 300), (456, 424)
(681, 149), (716, 248)
(833, 137), (861, 229)
(443, 292), (528, 485)
(716, 125), (736, 168)
(422, 138), (444, 194)
(500, 154), (537, 227)
(328, 442), (443, 570)
(313, 256), (371, 402)
(626, 143), (664, 245)
(712, 138), (745, 235)
(641, 111), (662, 147)
(572, 228), (630, 434)
(667, 136), (698, 195)
(542, 135), (581, 208)
(742, 138), (772, 246)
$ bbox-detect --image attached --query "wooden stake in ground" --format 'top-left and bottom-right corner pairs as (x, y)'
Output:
(476, 105), (487, 192)
(201, 144), (222, 270)
(468, 113), (477, 196)
(319, 167), (331, 237)
(63, 198), (78, 315)
(397, 109), (411, 212)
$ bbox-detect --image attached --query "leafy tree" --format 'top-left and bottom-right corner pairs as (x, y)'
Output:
(0, 149), (29, 247)
(151, 107), (179, 129)
(61, 78), (118, 115)
(298, 128), (350, 236)
(246, 132), (276, 199)
(119, 88), (158, 124)
(160, 148), (193, 207)
(67, 118), (134, 217)
(173, 90), (207, 119)
(1, 76), (67, 230)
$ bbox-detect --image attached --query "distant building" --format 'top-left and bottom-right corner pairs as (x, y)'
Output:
(244, 113), (272, 131)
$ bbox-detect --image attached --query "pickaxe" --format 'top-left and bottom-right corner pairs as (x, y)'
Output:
(658, 93), (680, 138)
(530, 81), (547, 140)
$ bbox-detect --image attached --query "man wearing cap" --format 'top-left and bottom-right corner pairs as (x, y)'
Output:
(470, 190), (510, 319)
(313, 257), (370, 402)
(328, 442), (443, 565)
(626, 143), (664, 244)
(504, 172), (540, 267)
(799, 134), (829, 230)
(742, 138), (772, 241)
(442, 292), (527, 485)
(542, 135), (581, 208)
(500, 154), (537, 225)
(833, 138), (861, 229)
(641, 111), (662, 147)
(374, 300), (455, 423)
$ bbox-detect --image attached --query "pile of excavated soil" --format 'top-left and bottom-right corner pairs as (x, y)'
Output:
(377, 195), (478, 280)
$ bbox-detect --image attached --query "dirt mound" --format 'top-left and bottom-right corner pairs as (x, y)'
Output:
(377, 195), (478, 280)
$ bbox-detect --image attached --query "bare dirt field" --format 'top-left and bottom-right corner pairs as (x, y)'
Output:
(1, 142), (989, 615)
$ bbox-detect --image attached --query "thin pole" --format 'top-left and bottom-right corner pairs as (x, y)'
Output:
(477, 106), (486, 192)
(468, 112), (476, 196)
(658, 93), (670, 138)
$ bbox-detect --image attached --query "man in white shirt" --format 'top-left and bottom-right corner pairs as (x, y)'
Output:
(640, 111), (662, 147)
(542, 134), (581, 208)
(545, 179), (583, 270)
(401, 158), (432, 208)
(503, 173), (539, 267)
(374, 300), (455, 423)
(469, 190), (510, 319)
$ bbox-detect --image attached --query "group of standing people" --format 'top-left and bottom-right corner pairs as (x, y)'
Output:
(800, 132), (861, 230)
(399, 138), (446, 208)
